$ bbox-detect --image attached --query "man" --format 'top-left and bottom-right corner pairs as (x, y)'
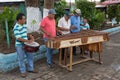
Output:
(70, 9), (81, 55)
(40, 9), (59, 68)
(57, 11), (71, 59)
(58, 12), (71, 35)
(13, 13), (38, 78)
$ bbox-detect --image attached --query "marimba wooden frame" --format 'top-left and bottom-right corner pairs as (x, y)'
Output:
(58, 42), (103, 71)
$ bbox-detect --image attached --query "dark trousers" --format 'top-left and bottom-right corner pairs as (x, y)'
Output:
(73, 46), (76, 54)
(62, 48), (65, 60)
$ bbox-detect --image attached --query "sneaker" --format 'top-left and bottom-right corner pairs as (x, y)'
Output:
(73, 53), (77, 55)
(48, 64), (54, 69)
(28, 69), (38, 73)
(52, 61), (55, 64)
(21, 72), (27, 78)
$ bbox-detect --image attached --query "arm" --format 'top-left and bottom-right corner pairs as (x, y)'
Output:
(13, 28), (32, 43)
(57, 27), (70, 31)
(17, 38), (31, 43)
(40, 26), (51, 37)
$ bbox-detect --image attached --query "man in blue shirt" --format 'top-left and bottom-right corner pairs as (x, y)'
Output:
(70, 9), (81, 55)
(70, 9), (81, 33)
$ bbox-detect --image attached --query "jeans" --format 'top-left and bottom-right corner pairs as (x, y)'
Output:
(16, 46), (34, 73)
(44, 38), (54, 64)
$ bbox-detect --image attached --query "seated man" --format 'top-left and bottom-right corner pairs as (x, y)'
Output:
(80, 18), (90, 30)
(80, 18), (90, 55)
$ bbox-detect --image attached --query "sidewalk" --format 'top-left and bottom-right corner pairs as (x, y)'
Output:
(0, 32), (120, 80)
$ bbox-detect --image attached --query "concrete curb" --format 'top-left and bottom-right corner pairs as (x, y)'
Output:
(102, 26), (120, 35)
(0, 45), (59, 73)
(0, 26), (120, 73)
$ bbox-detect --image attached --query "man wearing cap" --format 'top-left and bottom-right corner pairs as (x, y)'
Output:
(40, 9), (60, 68)
(57, 11), (71, 59)
(70, 9), (81, 55)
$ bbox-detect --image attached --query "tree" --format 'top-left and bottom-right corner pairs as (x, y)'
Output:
(25, 0), (42, 33)
(100, 0), (105, 2)
(43, 0), (55, 18)
(76, 0), (105, 29)
(44, 0), (54, 9)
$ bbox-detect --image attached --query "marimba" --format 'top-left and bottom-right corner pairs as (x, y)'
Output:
(46, 30), (109, 71)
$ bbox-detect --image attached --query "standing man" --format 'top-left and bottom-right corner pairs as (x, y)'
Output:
(40, 9), (59, 68)
(13, 13), (38, 78)
(70, 9), (81, 55)
(57, 11), (71, 59)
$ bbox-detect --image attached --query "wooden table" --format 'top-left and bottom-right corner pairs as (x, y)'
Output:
(46, 30), (109, 71)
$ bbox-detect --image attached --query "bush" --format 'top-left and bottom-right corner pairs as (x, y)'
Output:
(76, 0), (105, 29)
(91, 10), (105, 29)
(116, 4), (120, 23)
(107, 4), (120, 23)
(0, 7), (20, 39)
(55, 0), (69, 25)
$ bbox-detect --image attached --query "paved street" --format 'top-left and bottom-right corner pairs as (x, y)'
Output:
(0, 32), (120, 80)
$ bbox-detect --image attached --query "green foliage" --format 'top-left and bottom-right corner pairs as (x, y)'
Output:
(107, 4), (120, 23)
(107, 5), (117, 20)
(116, 4), (120, 22)
(0, 7), (20, 32)
(76, 0), (96, 19)
(55, 0), (69, 24)
(76, 0), (105, 29)
(90, 10), (105, 29)
(100, 0), (105, 2)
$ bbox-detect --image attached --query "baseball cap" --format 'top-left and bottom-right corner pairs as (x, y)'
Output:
(75, 9), (81, 14)
(48, 9), (56, 14)
(65, 11), (70, 17)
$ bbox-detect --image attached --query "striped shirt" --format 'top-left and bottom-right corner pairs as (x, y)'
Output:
(13, 23), (28, 46)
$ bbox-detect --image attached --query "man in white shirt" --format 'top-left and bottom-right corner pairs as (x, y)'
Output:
(57, 12), (71, 59)
(58, 12), (71, 35)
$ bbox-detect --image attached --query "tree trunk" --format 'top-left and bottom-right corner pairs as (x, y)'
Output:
(25, 0), (40, 7)
(43, 0), (55, 18)
(44, 0), (54, 9)
(25, 0), (42, 33)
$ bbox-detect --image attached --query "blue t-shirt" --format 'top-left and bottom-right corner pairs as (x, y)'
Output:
(70, 15), (81, 33)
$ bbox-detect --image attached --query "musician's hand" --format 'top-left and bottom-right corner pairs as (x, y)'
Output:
(27, 40), (33, 43)
(65, 28), (70, 31)
(46, 32), (52, 37)
(70, 26), (77, 30)
(28, 35), (34, 42)
(57, 30), (63, 35)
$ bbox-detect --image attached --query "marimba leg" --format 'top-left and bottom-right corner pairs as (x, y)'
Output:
(69, 47), (73, 71)
(59, 49), (62, 65)
(98, 43), (103, 64)
(64, 48), (67, 65)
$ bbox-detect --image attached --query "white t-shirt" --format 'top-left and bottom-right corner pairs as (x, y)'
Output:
(58, 17), (71, 34)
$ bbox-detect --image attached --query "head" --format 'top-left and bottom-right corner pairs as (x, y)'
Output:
(74, 9), (81, 16)
(48, 9), (56, 19)
(16, 13), (26, 25)
(83, 19), (88, 23)
(64, 12), (70, 21)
